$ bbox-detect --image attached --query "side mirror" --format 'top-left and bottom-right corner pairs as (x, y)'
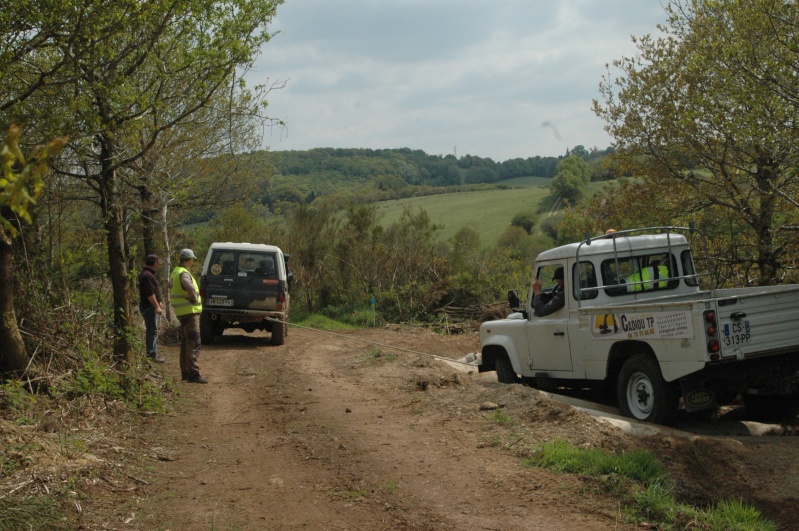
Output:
(507, 289), (521, 311)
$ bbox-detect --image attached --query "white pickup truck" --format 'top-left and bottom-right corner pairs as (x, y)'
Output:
(478, 227), (799, 424)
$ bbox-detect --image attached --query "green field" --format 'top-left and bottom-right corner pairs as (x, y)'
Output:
(376, 176), (553, 246)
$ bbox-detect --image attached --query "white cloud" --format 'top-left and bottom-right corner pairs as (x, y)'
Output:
(253, 0), (667, 160)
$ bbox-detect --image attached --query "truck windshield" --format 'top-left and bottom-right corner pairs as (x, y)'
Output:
(601, 253), (679, 296)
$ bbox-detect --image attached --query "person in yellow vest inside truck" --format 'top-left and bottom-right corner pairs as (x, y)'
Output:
(627, 260), (669, 292)
(171, 248), (207, 383)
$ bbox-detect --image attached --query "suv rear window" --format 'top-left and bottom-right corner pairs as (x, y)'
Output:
(207, 250), (278, 280)
(238, 252), (278, 279)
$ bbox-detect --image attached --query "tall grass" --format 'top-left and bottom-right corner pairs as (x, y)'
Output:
(526, 439), (776, 530)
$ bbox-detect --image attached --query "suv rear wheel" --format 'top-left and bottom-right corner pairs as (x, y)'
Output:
(271, 316), (287, 346)
(200, 312), (219, 345)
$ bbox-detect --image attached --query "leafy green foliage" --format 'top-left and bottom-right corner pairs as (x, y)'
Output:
(497, 226), (534, 260)
(0, 380), (35, 421)
(556, 155), (593, 184)
(62, 356), (124, 400)
(594, 0), (799, 285)
(510, 211), (536, 234)
(267, 148), (561, 205)
(56, 351), (168, 413)
(550, 171), (584, 203)
(0, 126), (65, 238)
(549, 155), (593, 203)
(202, 202), (279, 248)
(539, 212), (564, 241)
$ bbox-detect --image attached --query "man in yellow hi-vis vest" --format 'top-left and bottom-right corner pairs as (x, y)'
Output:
(171, 248), (207, 383)
(627, 264), (669, 292)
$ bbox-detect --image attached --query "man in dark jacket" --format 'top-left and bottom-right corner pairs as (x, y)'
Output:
(138, 254), (165, 362)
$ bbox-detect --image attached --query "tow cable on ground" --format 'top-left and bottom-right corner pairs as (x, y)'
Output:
(265, 317), (479, 368)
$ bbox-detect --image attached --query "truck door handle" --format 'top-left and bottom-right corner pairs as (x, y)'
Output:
(554, 332), (565, 336)
(730, 311), (747, 319)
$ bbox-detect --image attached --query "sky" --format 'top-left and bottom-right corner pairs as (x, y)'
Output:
(250, 1), (668, 162)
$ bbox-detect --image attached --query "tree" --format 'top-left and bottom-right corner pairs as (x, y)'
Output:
(510, 211), (536, 235)
(594, 0), (799, 285)
(286, 204), (340, 315)
(3, 0), (282, 362)
(378, 207), (448, 320)
(497, 226), (534, 261)
(550, 171), (585, 203)
(331, 204), (385, 303)
(556, 155), (592, 184)
(0, 126), (64, 374)
(569, 145), (589, 159)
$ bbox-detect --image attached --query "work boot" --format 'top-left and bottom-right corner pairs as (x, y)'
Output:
(188, 375), (208, 384)
(148, 354), (165, 363)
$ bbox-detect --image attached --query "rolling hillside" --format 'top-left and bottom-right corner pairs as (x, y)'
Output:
(376, 177), (553, 245)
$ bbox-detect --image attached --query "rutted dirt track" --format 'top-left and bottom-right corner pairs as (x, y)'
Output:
(90, 326), (799, 530)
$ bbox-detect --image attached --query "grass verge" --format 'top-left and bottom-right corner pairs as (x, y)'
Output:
(524, 439), (776, 530)
(291, 313), (357, 331)
(0, 496), (72, 530)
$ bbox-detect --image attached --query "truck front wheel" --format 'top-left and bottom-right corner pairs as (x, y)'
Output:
(495, 354), (519, 384)
(617, 354), (677, 424)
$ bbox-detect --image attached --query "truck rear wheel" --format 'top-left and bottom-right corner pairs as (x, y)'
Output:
(271, 317), (287, 346)
(617, 354), (677, 424)
(495, 354), (519, 384)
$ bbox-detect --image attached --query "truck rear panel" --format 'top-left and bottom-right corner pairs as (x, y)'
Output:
(714, 286), (799, 360)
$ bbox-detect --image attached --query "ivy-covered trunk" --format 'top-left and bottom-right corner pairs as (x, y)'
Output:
(98, 137), (132, 364)
(0, 224), (29, 374)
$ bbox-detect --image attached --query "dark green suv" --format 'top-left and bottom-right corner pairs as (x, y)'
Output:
(199, 242), (292, 345)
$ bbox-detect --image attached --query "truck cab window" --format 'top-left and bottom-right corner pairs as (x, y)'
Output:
(573, 261), (598, 300)
(601, 253), (678, 296)
(681, 250), (699, 286)
(535, 265), (564, 303)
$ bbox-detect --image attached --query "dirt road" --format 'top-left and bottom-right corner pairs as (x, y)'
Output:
(88, 326), (799, 530)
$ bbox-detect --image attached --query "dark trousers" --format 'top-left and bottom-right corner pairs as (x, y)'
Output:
(142, 306), (159, 357)
(178, 313), (201, 377)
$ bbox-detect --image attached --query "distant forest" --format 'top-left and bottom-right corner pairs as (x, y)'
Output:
(234, 145), (614, 215)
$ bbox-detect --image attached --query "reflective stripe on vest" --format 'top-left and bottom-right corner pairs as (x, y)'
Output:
(170, 266), (202, 316)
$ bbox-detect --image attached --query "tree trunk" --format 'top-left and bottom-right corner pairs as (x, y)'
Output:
(160, 199), (175, 323)
(139, 183), (157, 257)
(0, 225), (30, 375)
(99, 152), (132, 364)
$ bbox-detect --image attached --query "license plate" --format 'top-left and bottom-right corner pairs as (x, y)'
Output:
(208, 298), (233, 307)
(722, 320), (751, 346)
